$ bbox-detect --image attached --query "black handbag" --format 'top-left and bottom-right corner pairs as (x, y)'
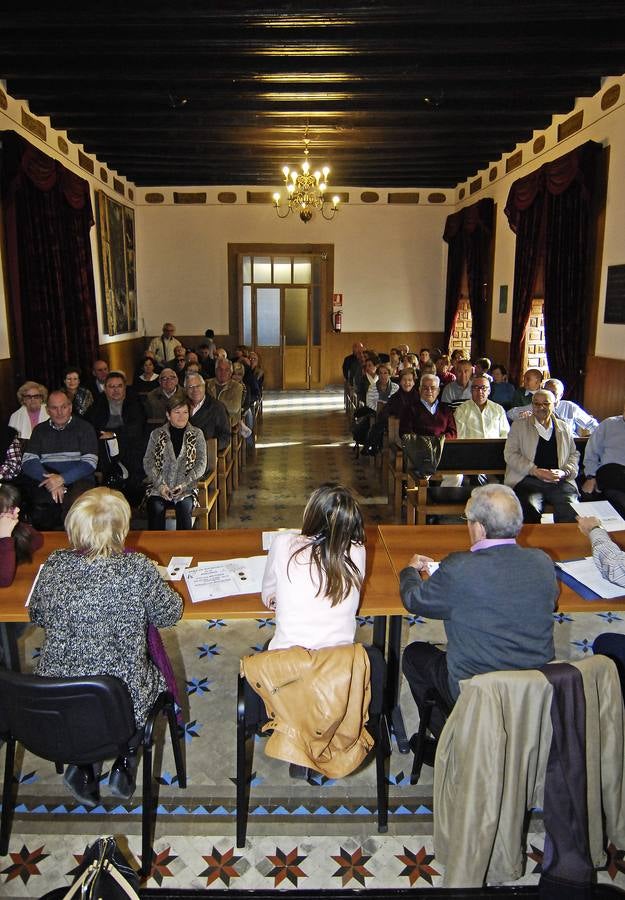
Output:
(40, 836), (140, 900)
(402, 433), (446, 478)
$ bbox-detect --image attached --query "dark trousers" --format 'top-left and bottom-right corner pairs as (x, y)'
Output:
(147, 495), (194, 530)
(514, 476), (578, 523)
(596, 463), (625, 519)
(24, 476), (95, 531)
(402, 641), (455, 738)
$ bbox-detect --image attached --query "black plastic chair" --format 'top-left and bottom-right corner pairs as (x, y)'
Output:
(0, 671), (186, 876)
(236, 645), (390, 848)
(408, 685), (453, 785)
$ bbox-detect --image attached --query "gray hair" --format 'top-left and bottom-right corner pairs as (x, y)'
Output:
(465, 484), (523, 538)
(544, 378), (563, 399)
(420, 373), (440, 388)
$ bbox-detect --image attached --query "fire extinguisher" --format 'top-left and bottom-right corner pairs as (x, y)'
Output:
(332, 309), (342, 333)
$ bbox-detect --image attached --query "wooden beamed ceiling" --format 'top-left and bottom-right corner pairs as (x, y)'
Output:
(2, 1), (625, 188)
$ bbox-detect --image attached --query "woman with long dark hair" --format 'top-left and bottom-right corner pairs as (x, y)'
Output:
(262, 483), (366, 650)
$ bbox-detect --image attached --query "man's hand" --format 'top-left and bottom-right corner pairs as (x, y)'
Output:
(39, 473), (66, 503)
(518, 408), (532, 419)
(532, 467), (562, 483)
(0, 508), (19, 538)
(159, 484), (173, 501)
(577, 516), (603, 537)
(407, 553), (435, 573)
(582, 477), (597, 494)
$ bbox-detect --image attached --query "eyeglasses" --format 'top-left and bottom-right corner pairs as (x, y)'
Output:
(532, 402), (552, 408)
(23, 394), (42, 400)
(471, 385), (489, 391)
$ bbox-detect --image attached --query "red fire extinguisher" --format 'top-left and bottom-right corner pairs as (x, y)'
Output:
(332, 309), (342, 333)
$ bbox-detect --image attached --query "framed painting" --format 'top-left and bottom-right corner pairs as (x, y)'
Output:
(95, 190), (138, 335)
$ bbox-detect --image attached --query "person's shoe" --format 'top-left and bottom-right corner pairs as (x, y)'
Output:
(63, 764), (101, 808)
(109, 754), (138, 800)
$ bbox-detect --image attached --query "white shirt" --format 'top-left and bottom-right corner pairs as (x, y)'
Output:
(454, 400), (510, 439)
(261, 532), (366, 651)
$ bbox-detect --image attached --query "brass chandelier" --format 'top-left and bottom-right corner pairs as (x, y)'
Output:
(273, 132), (340, 223)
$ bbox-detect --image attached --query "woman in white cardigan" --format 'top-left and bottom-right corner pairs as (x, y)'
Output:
(8, 381), (49, 438)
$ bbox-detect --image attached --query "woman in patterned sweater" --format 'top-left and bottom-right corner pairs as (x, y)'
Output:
(29, 487), (182, 808)
(143, 396), (207, 530)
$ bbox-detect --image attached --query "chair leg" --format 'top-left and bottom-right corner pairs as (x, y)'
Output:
(140, 740), (153, 878)
(166, 703), (187, 789)
(410, 698), (434, 785)
(0, 738), (16, 855)
(374, 714), (390, 833)
(236, 676), (253, 848)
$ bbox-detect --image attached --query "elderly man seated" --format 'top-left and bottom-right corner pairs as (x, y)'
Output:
(504, 388), (579, 522)
(441, 359), (473, 410)
(543, 378), (598, 435)
(186, 372), (231, 452)
(581, 400), (625, 518)
(400, 483), (556, 737)
(507, 368), (544, 421)
(21, 390), (98, 530)
(207, 358), (244, 426)
(144, 368), (186, 428)
(454, 376), (510, 439)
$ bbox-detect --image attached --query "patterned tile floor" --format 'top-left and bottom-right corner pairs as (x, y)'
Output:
(2, 389), (625, 895)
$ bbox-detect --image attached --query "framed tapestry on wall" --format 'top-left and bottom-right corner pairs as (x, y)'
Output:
(95, 190), (137, 335)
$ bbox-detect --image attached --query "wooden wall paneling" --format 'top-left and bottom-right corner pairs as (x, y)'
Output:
(582, 356), (625, 421)
(99, 338), (145, 380)
(324, 331), (445, 384)
(485, 340), (511, 372)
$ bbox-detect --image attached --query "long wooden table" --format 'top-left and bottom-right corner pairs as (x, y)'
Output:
(378, 523), (625, 612)
(1, 526), (399, 622)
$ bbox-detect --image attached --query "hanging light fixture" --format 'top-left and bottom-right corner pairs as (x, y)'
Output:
(273, 130), (339, 223)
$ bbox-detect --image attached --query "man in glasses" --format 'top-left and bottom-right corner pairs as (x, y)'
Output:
(144, 368), (185, 429)
(454, 376), (510, 439)
(504, 389), (579, 522)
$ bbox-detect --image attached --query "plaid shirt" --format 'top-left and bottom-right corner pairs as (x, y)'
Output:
(0, 437), (22, 481)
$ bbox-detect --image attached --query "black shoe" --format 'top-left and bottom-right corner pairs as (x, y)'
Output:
(109, 754), (138, 800)
(63, 764), (101, 809)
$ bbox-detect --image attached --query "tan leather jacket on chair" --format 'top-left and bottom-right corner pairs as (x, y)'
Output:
(241, 643), (373, 779)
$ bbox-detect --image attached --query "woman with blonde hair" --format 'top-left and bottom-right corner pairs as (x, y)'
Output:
(262, 483), (366, 651)
(29, 487), (182, 807)
(8, 381), (49, 439)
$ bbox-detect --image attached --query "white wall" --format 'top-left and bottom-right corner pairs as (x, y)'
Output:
(135, 196), (449, 336)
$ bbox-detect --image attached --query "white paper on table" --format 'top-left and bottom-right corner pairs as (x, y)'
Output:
(185, 555), (267, 602)
(262, 529), (300, 551)
(25, 564), (44, 606)
(555, 557), (625, 599)
(571, 500), (625, 532)
(167, 556), (193, 580)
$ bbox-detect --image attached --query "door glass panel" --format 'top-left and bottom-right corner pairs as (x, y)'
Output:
(242, 285), (252, 346)
(311, 284), (321, 346)
(256, 288), (281, 346)
(293, 258), (311, 283)
(284, 288), (308, 345)
(242, 255), (252, 283)
(273, 257), (292, 284)
(253, 257), (271, 284)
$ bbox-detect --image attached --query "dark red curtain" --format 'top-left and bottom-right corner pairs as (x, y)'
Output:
(443, 198), (494, 354)
(504, 141), (601, 395)
(1, 131), (99, 390)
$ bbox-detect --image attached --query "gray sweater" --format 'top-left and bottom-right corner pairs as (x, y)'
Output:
(400, 543), (557, 698)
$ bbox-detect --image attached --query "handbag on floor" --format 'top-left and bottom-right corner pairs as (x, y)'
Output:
(40, 836), (140, 900)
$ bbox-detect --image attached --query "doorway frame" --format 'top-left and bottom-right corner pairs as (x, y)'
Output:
(227, 242), (334, 390)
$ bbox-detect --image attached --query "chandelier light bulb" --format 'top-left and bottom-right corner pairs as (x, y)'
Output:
(319, 182), (327, 192)
(332, 196), (340, 206)
(282, 166), (290, 178)
(322, 166), (330, 178)
(273, 192), (281, 204)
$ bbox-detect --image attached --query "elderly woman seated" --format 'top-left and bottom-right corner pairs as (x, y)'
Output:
(143, 396), (207, 530)
(8, 381), (49, 439)
(29, 487), (183, 807)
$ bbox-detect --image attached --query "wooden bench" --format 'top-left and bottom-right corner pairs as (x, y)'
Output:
(386, 418), (588, 524)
